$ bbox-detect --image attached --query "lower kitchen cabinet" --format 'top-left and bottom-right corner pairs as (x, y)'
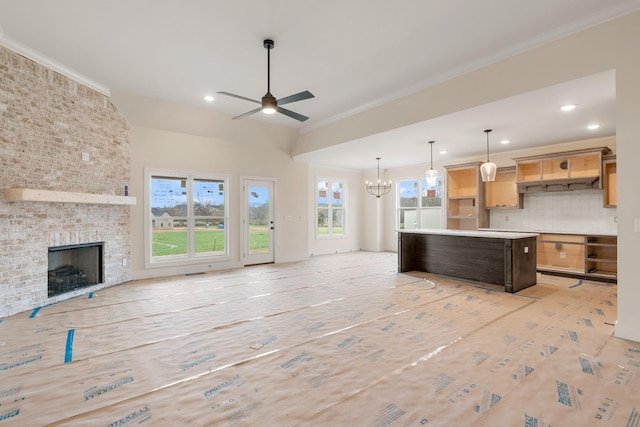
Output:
(586, 236), (617, 279)
(398, 229), (538, 293)
(536, 233), (617, 282)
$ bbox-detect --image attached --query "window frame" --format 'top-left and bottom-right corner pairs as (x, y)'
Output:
(145, 168), (230, 268)
(315, 177), (346, 239)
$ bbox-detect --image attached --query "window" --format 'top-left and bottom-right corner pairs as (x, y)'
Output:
(397, 176), (442, 230)
(316, 179), (345, 237)
(147, 170), (228, 265)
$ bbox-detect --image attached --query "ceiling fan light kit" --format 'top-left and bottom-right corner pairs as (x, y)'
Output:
(218, 39), (314, 122)
(261, 92), (277, 114)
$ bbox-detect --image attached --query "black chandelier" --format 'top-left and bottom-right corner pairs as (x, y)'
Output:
(365, 157), (392, 198)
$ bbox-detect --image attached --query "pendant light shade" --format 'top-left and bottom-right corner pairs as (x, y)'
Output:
(425, 140), (439, 186)
(365, 157), (392, 198)
(481, 129), (497, 182)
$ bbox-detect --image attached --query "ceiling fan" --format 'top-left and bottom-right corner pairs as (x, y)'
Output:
(218, 39), (314, 122)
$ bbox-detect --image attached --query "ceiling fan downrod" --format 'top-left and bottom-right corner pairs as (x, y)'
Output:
(264, 39), (274, 94)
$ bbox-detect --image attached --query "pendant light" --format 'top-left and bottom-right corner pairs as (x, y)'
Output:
(480, 129), (497, 182)
(425, 140), (438, 186)
(365, 157), (392, 198)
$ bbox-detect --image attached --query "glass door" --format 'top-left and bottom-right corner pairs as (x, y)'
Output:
(243, 178), (275, 265)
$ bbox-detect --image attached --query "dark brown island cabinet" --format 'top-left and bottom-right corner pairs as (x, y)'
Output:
(398, 229), (538, 293)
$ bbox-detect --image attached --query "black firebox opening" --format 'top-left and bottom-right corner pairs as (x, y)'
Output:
(48, 242), (104, 297)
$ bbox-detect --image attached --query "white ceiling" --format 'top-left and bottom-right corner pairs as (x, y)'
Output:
(1, 0), (638, 170)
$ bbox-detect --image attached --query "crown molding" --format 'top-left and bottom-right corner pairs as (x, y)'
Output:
(0, 33), (110, 97)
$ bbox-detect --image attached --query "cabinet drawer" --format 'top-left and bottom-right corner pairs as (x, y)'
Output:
(537, 234), (585, 244)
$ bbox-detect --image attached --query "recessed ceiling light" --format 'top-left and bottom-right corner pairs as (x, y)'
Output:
(439, 150), (447, 155)
(587, 124), (601, 130)
(561, 104), (577, 112)
(500, 139), (510, 145)
(204, 95), (214, 102)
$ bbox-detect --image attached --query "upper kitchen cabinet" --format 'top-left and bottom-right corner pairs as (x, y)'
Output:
(514, 147), (611, 193)
(603, 154), (617, 208)
(484, 166), (523, 209)
(445, 162), (489, 230)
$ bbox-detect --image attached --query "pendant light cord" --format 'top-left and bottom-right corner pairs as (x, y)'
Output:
(429, 141), (434, 169)
(484, 129), (492, 162)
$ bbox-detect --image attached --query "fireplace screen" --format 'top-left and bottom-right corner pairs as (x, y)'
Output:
(48, 242), (104, 297)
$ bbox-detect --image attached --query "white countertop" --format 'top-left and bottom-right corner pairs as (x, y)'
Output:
(398, 229), (539, 239)
(479, 228), (617, 237)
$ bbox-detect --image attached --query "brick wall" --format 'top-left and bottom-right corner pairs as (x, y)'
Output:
(0, 45), (131, 317)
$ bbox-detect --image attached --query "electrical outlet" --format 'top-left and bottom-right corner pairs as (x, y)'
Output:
(524, 246), (528, 254)
(560, 252), (566, 259)
(81, 152), (89, 161)
(122, 258), (127, 266)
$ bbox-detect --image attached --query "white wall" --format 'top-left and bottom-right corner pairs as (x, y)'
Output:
(308, 165), (365, 255)
(613, 15), (640, 344)
(112, 93), (309, 279)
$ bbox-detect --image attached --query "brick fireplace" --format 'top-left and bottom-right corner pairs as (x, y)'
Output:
(0, 45), (132, 317)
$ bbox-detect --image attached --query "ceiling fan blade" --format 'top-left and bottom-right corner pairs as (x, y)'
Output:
(217, 91), (261, 104)
(277, 106), (309, 122)
(277, 90), (315, 106)
(232, 107), (262, 120)
(222, 40), (313, 122)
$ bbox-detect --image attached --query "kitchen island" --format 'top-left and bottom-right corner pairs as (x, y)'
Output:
(398, 229), (539, 293)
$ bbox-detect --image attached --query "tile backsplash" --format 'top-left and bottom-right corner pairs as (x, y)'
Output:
(489, 190), (617, 235)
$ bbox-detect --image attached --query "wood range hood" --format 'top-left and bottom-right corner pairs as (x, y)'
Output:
(513, 147), (611, 194)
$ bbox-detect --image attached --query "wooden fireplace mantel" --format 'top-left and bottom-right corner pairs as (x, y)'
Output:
(5, 188), (136, 205)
